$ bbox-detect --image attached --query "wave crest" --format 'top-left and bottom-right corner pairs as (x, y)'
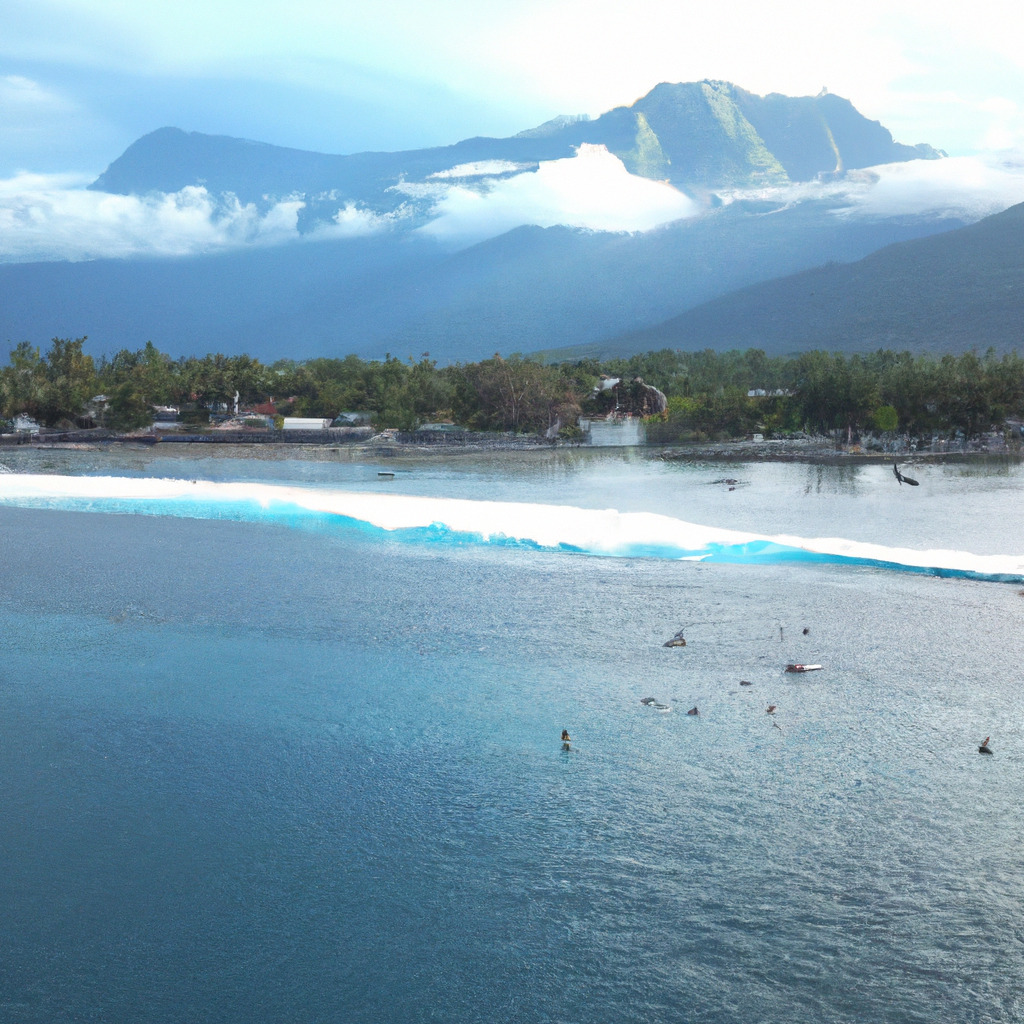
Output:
(2, 474), (1022, 582)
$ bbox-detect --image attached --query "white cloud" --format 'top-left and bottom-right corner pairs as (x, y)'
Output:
(0, 175), (306, 261)
(720, 152), (1024, 223)
(429, 160), (532, 179)
(319, 202), (407, 237)
(0, 74), (70, 109)
(843, 154), (1024, 220)
(419, 144), (698, 243)
(0, 173), (406, 261)
(5, 149), (1024, 265)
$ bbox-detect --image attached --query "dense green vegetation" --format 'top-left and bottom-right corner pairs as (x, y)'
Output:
(2, 338), (1023, 441)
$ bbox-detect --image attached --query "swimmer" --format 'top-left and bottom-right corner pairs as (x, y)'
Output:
(766, 705), (777, 715)
(687, 706), (699, 716)
(979, 736), (993, 754)
(561, 729), (571, 742)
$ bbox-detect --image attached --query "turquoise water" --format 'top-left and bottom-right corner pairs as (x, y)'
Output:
(1, 450), (1022, 1022)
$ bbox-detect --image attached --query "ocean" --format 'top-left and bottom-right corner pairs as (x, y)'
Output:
(0, 446), (1022, 1023)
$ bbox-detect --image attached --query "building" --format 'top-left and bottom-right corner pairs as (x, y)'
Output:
(282, 417), (332, 431)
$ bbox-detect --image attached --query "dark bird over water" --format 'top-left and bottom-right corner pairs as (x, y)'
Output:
(894, 462), (919, 486)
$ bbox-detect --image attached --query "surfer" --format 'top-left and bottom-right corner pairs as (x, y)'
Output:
(979, 736), (993, 755)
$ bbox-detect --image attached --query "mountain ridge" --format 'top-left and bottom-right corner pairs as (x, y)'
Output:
(89, 80), (943, 229)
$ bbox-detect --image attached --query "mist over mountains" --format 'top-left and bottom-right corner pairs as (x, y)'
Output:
(0, 203), (962, 363)
(3, 79), (1018, 362)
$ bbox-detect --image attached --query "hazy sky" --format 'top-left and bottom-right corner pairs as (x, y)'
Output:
(3, 0), (1024, 174)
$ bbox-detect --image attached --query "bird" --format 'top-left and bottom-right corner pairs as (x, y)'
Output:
(894, 461), (919, 487)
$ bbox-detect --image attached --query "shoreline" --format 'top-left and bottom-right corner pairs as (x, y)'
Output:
(2, 430), (1021, 466)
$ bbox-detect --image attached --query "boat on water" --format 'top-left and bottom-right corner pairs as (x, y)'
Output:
(785, 664), (823, 673)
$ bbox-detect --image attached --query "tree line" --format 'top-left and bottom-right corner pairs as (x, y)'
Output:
(2, 337), (1023, 440)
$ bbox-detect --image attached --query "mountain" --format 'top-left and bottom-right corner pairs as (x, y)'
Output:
(0, 80), (962, 362)
(602, 202), (1024, 356)
(0, 202), (961, 362)
(89, 81), (942, 229)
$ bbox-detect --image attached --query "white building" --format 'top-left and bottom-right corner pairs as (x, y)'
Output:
(281, 417), (332, 431)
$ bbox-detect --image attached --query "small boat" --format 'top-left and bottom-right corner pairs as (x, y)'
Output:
(785, 664), (823, 673)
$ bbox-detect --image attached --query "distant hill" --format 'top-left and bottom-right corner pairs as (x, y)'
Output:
(603, 202), (1024, 356)
(0, 203), (960, 362)
(89, 81), (942, 229)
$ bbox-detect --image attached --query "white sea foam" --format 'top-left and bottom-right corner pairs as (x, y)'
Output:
(2, 474), (1023, 581)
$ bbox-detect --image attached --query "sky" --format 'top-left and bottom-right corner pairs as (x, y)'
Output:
(4, 0), (1024, 264)
(4, 0), (1024, 177)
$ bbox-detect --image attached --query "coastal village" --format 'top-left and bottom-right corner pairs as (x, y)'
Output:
(2, 341), (1022, 457)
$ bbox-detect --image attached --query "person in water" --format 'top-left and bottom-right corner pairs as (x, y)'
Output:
(561, 729), (571, 742)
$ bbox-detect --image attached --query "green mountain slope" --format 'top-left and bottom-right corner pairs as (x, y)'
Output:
(602, 202), (1024, 356)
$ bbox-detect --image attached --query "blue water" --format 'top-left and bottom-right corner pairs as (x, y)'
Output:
(1, 449), (1023, 1022)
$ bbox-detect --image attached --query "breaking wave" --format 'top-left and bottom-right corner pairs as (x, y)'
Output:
(2, 474), (1023, 582)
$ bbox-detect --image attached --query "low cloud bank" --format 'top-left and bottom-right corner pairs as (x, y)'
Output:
(429, 161), (531, 178)
(0, 176), (306, 262)
(418, 144), (699, 242)
(723, 153), (1024, 223)
(5, 148), (1024, 263)
(0, 177), (393, 263)
(842, 154), (1024, 221)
